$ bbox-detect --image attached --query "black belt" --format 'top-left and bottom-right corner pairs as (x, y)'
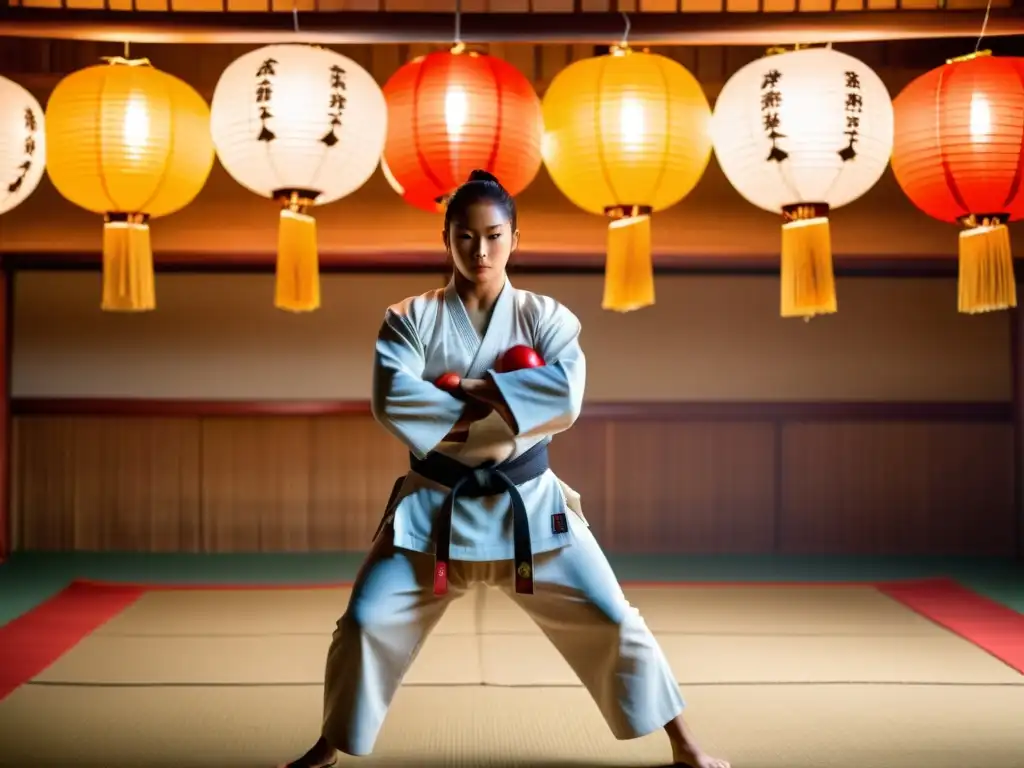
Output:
(408, 441), (551, 597)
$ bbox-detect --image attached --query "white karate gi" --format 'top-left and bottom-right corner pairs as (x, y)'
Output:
(320, 278), (685, 756)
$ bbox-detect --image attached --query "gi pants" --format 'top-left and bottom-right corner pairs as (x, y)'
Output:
(319, 522), (686, 756)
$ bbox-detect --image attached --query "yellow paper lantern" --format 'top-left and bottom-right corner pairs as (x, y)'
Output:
(45, 57), (215, 311)
(542, 46), (713, 312)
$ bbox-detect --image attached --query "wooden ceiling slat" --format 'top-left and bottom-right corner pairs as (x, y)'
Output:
(2, 3), (1020, 45)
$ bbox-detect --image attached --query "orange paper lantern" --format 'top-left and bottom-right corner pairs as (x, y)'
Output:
(892, 52), (1024, 313)
(381, 48), (543, 213)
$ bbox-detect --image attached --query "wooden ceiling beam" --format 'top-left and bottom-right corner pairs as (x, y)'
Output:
(1, 9), (1022, 46)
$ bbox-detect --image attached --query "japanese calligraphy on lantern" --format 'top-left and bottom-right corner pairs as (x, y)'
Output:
(7, 106), (38, 195)
(321, 64), (347, 147)
(760, 68), (788, 163)
(0, 75), (47, 215)
(839, 70), (862, 162)
(256, 58), (277, 143)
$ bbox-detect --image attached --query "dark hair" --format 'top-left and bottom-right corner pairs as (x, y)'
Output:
(443, 170), (518, 233)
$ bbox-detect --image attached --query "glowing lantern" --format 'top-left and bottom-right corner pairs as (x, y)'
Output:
(381, 46), (543, 213)
(892, 52), (1024, 314)
(712, 46), (894, 319)
(0, 75), (46, 216)
(542, 46), (713, 312)
(45, 57), (214, 312)
(210, 44), (387, 312)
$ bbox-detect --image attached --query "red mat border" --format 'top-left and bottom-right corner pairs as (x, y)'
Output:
(1, 577), (1021, 704)
(0, 581), (146, 702)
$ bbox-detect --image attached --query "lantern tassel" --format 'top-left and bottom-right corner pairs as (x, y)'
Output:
(780, 205), (837, 320)
(603, 207), (655, 313)
(101, 215), (155, 312)
(958, 218), (1016, 314)
(276, 207), (320, 313)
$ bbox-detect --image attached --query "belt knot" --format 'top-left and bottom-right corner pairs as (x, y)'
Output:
(471, 463), (501, 494)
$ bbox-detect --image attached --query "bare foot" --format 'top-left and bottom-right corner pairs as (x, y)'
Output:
(277, 736), (337, 768)
(665, 714), (730, 768)
(672, 739), (731, 768)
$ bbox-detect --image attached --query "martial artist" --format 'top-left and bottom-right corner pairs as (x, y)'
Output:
(279, 170), (730, 768)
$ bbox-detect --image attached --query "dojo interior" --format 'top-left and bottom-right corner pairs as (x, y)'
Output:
(1, 8), (1024, 768)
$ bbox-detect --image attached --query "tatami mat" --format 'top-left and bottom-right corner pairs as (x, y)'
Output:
(479, 633), (1023, 686)
(2, 683), (1023, 767)
(32, 584), (1023, 688)
(94, 585), (940, 638)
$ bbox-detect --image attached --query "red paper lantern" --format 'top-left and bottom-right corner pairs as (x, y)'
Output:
(891, 52), (1024, 313)
(381, 48), (544, 214)
(892, 53), (1024, 224)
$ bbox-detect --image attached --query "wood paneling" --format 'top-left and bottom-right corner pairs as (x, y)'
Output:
(10, 403), (1016, 556)
(779, 422), (1016, 555)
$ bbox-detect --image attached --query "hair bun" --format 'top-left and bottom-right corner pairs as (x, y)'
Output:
(468, 169), (501, 185)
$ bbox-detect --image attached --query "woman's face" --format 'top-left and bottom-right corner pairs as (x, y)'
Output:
(444, 201), (519, 286)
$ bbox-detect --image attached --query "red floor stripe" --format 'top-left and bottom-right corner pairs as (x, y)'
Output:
(878, 578), (1024, 675)
(0, 581), (145, 702)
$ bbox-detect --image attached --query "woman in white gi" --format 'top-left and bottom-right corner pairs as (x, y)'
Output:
(280, 171), (730, 768)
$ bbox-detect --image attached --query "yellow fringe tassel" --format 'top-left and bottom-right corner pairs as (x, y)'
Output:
(780, 217), (837, 320)
(958, 222), (1016, 314)
(101, 219), (155, 312)
(276, 208), (320, 313)
(603, 214), (654, 313)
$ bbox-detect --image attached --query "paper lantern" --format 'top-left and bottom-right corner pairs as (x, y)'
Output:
(0, 76), (46, 216)
(45, 57), (214, 312)
(712, 46), (894, 319)
(210, 44), (387, 312)
(381, 47), (543, 214)
(892, 52), (1024, 314)
(542, 46), (712, 312)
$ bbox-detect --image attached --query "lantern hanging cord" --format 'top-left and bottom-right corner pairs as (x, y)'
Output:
(620, 12), (631, 47)
(292, 0), (300, 34)
(974, 0), (993, 53)
(453, 0), (463, 51)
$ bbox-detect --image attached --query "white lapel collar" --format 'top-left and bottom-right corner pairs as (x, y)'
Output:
(466, 278), (515, 378)
(444, 279), (481, 355)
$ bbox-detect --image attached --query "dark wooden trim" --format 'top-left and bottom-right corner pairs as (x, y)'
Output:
(1, 9), (1021, 45)
(10, 397), (1013, 422)
(1, 251), (988, 279)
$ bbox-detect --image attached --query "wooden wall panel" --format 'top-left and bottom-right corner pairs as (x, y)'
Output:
(199, 417), (315, 552)
(12, 416), (202, 551)
(10, 411), (1016, 555)
(779, 422), (1016, 556)
(309, 415), (408, 549)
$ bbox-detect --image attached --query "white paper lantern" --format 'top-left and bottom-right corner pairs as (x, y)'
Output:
(0, 75), (46, 216)
(210, 44), (388, 312)
(712, 47), (894, 318)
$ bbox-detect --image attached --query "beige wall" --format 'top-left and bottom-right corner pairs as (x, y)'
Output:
(11, 271), (1011, 402)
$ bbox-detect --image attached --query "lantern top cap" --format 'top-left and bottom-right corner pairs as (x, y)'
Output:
(99, 56), (153, 68)
(947, 49), (993, 65)
(609, 43), (632, 57)
(764, 43), (829, 57)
